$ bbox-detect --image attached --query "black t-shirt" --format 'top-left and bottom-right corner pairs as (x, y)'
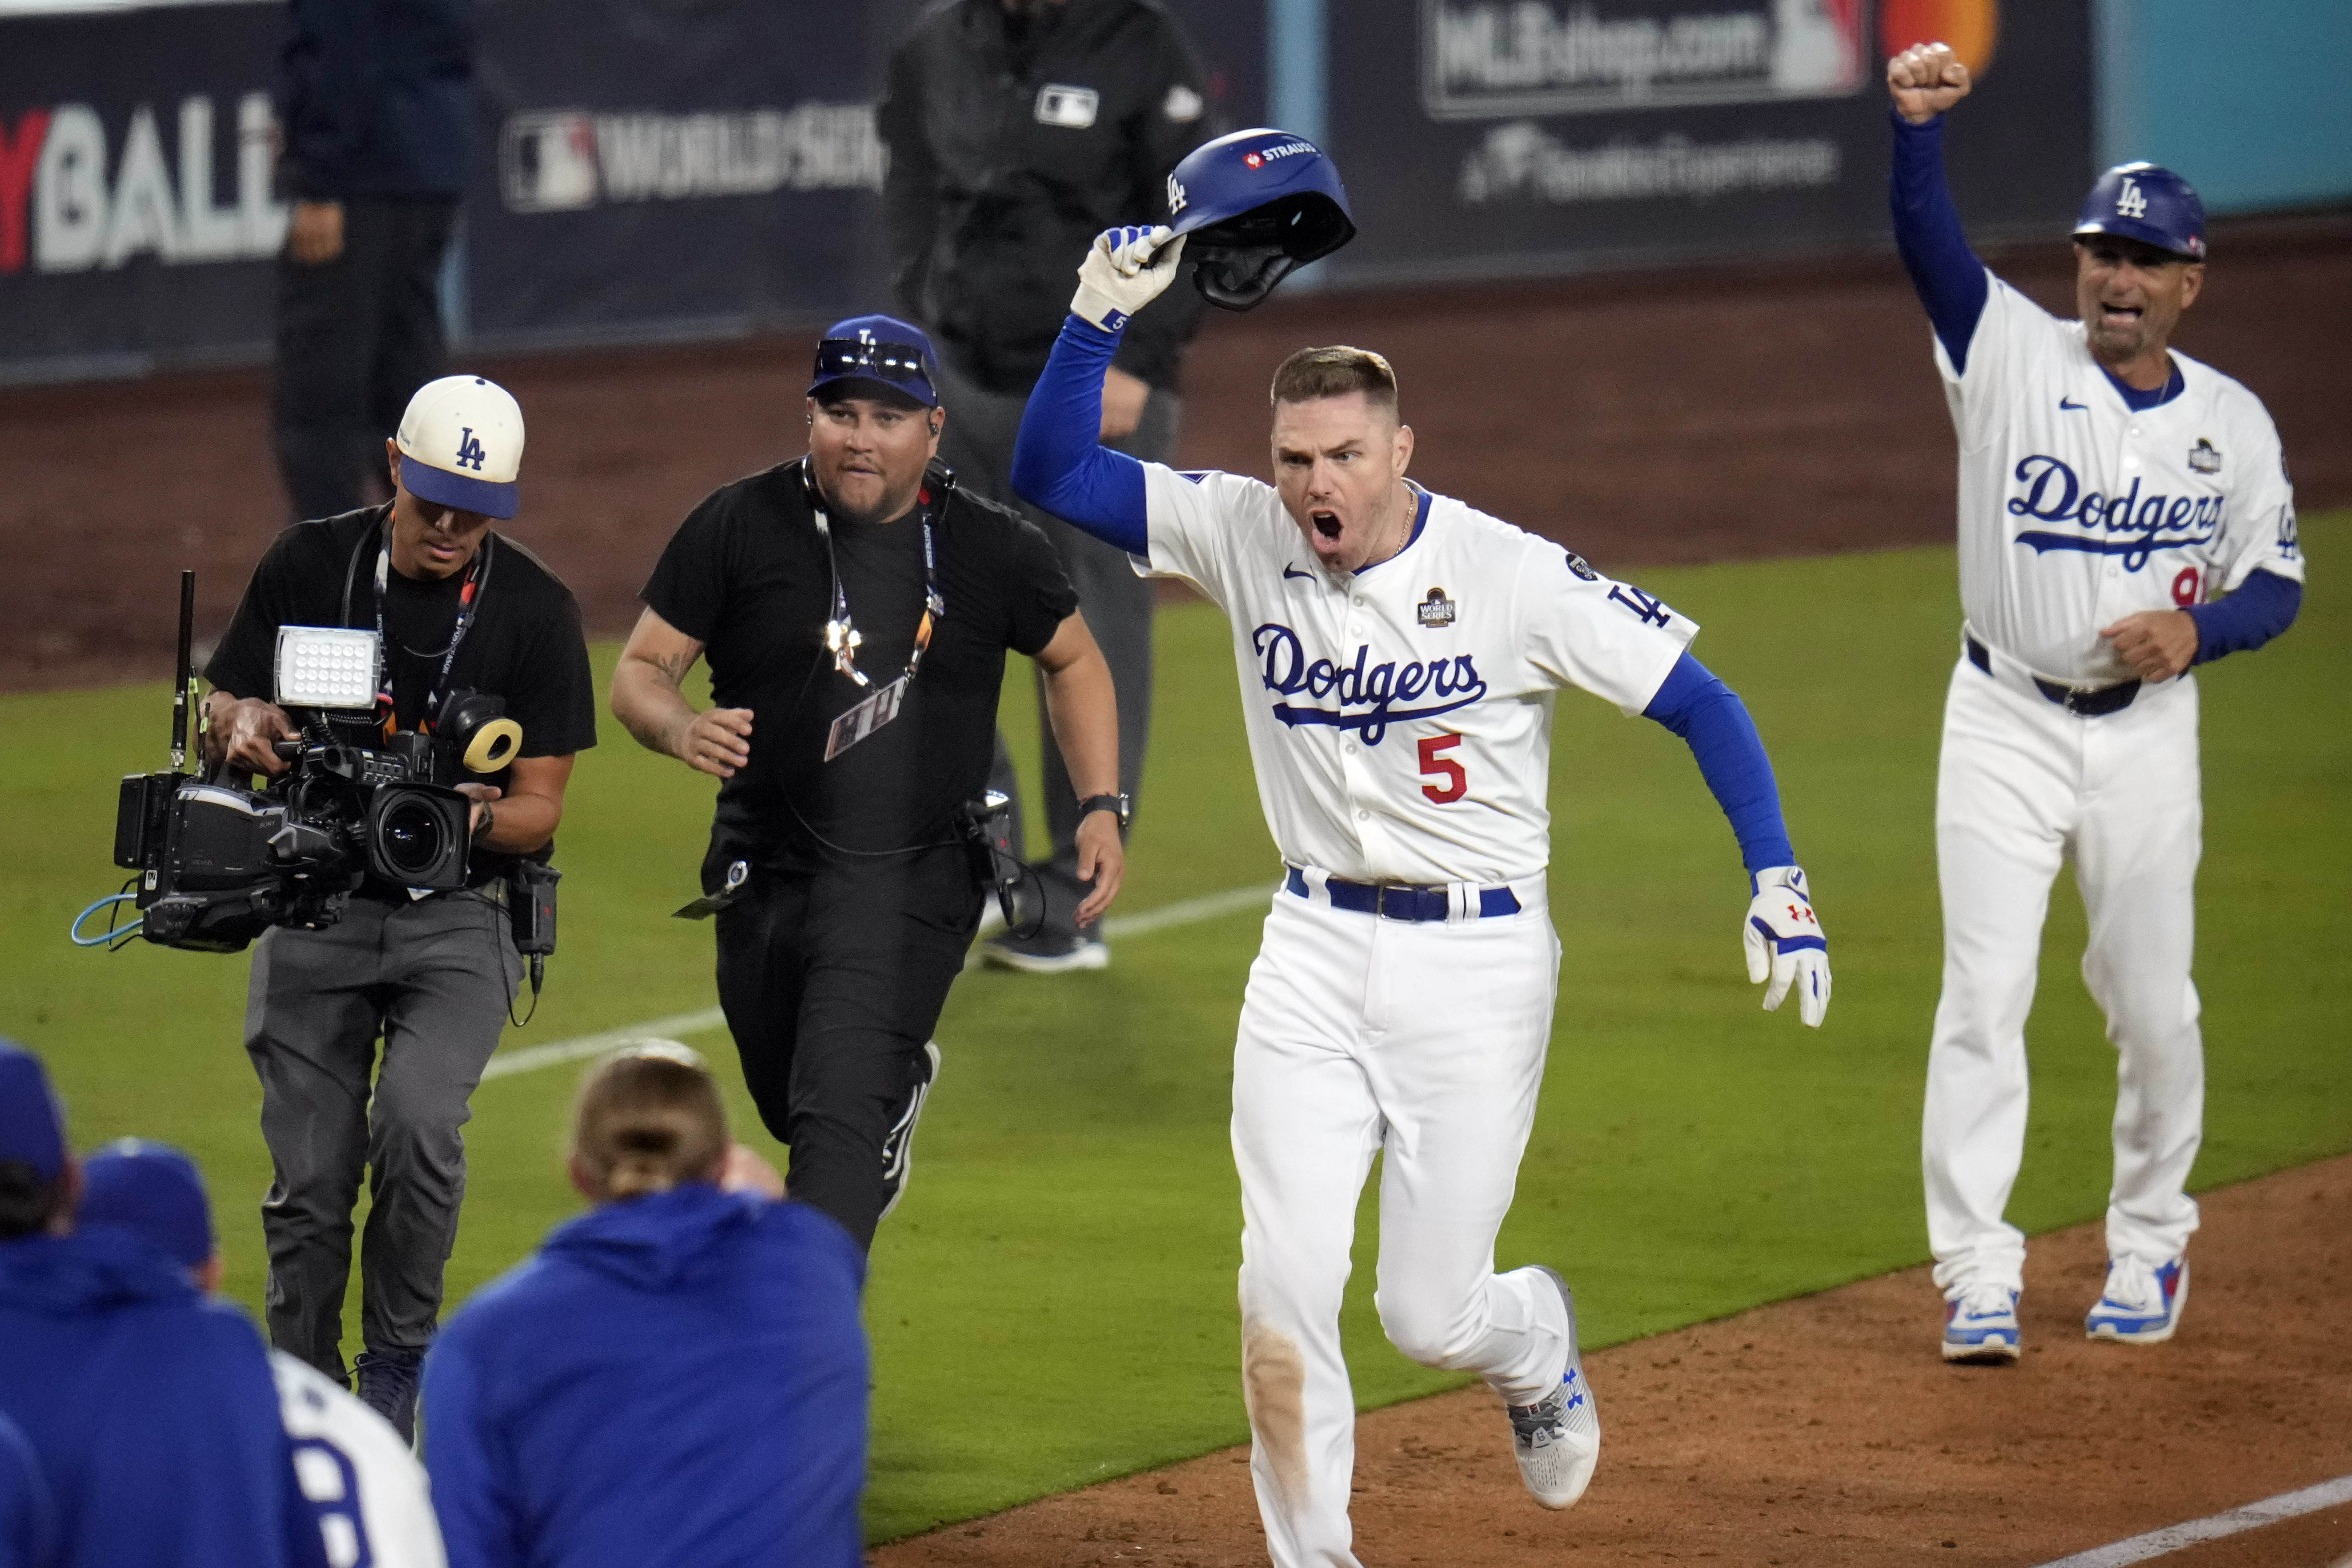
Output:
(642, 459), (1077, 869)
(205, 504), (599, 879)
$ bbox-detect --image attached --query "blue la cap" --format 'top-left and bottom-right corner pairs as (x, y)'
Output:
(0, 1041), (66, 1185)
(79, 1139), (215, 1271)
(809, 314), (939, 408)
(2074, 162), (2206, 260)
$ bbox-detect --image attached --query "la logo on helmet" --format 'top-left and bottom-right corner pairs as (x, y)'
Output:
(2116, 177), (2148, 219)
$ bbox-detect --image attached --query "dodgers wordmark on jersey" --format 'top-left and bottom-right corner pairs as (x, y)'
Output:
(1942, 277), (2303, 685)
(1140, 466), (1696, 887)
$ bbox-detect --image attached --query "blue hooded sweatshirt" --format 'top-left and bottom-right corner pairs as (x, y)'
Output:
(0, 1228), (326, 1568)
(422, 1185), (868, 1568)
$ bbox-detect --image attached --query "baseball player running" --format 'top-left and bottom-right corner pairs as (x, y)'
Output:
(1888, 45), (2306, 1364)
(1010, 215), (1831, 1566)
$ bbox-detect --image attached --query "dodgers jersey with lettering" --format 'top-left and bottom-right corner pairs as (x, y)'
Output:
(272, 1352), (446, 1568)
(1941, 277), (2303, 684)
(1141, 468), (1695, 885)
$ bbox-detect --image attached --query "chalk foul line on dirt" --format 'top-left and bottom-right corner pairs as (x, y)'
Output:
(478, 881), (1273, 1083)
(2028, 1471), (2352, 1568)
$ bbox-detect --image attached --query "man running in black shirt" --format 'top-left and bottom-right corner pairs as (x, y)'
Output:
(610, 316), (1126, 1248)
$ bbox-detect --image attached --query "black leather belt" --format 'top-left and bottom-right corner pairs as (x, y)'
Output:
(1285, 867), (1522, 922)
(1965, 635), (2141, 717)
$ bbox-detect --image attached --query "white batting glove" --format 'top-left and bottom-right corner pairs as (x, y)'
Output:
(1070, 225), (1185, 334)
(1743, 866), (1830, 1028)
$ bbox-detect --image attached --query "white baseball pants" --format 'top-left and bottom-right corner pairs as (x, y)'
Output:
(1923, 656), (2205, 1297)
(1233, 875), (1573, 1568)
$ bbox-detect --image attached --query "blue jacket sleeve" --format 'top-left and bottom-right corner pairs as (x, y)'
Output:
(1009, 316), (1150, 555)
(1889, 111), (1990, 375)
(2187, 568), (2301, 665)
(421, 1332), (521, 1568)
(1642, 652), (1796, 874)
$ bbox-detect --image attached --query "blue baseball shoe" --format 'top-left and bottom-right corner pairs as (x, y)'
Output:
(2086, 1255), (2188, 1344)
(1507, 1267), (1601, 1509)
(1941, 1283), (2022, 1364)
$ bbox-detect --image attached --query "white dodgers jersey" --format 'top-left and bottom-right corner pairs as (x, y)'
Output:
(1141, 468), (1695, 885)
(271, 1352), (448, 1568)
(1940, 274), (2304, 683)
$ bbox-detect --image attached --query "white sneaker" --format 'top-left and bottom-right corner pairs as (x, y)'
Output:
(2086, 1255), (2187, 1344)
(1941, 1281), (2022, 1364)
(1506, 1267), (1601, 1509)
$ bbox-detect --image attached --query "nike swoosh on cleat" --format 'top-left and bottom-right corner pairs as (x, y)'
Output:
(1282, 564), (1314, 580)
(2059, 396), (2088, 411)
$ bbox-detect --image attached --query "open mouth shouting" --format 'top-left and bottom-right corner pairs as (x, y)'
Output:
(1311, 509), (1342, 542)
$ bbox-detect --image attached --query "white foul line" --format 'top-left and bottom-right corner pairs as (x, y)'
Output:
(2026, 1472), (2352, 1568)
(477, 880), (1275, 1084)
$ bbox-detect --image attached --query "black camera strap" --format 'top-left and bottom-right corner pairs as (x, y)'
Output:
(341, 519), (495, 734)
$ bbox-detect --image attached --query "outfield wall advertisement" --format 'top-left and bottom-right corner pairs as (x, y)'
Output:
(1323, 0), (2093, 284)
(0, 0), (2078, 379)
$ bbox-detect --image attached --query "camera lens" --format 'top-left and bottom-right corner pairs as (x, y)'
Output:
(379, 797), (449, 878)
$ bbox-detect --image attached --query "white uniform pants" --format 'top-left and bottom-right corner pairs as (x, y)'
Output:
(1234, 880), (1572, 1568)
(1923, 658), (2204, 1297)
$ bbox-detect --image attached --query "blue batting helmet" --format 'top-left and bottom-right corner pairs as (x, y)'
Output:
(1166, 128), (1356, 311)
(2073, 163), (2206, 260)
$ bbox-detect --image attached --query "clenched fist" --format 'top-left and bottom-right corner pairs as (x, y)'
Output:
(1888, 41), (1972, 125)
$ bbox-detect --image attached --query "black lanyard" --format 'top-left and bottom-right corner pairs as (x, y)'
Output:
(360, 526), (493, 732)
(801, 456), (946, 691)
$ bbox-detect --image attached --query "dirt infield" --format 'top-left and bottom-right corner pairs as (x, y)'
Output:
(872, 1154), (2352, 1568)
(2, 212), (2344, 694)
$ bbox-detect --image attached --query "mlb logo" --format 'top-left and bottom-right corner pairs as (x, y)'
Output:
(2188, 439), (2222, 474)
(1417, 588), (1456, 629)
(1034, 84), (1100, 130)
(1243, 151), (1263, 170)
(501, 112), (599, 213)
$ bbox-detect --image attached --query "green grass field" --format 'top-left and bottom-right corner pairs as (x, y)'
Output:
(5, 519), (2345, 1541)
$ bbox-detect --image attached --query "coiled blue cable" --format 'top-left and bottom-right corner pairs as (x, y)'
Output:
(70, 892), (143, 948)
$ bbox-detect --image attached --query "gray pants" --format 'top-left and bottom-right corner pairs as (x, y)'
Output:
(243, 890), (518, 1378)
(931, 350), (1174, 927)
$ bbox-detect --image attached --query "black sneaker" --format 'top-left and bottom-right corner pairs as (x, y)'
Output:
(978, 928), (1109, 974)
(354, 1347), (424, 1444)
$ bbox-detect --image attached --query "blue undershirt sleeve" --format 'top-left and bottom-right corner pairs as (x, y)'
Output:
(1642, 651), (1797, 874)
(1889, 110), (1990, 375)
(1009, 316), (1150, 555)
(2187, 568), (2302, 665)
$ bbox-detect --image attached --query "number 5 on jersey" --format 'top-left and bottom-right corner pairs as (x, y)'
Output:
(1419, 732), (1466, 803)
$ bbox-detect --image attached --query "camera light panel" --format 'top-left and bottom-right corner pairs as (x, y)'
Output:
(274, 627), (381, 710)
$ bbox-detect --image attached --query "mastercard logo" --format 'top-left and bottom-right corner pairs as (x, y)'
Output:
(1881, 0), (1999, 77)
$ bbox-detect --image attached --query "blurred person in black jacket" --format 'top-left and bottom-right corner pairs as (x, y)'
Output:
(879, 0), (1217, 972)
(272, 0), (476, 522)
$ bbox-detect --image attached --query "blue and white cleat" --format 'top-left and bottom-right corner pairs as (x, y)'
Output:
(1941, 1283), (2022, 1364)
(1508, 1267), (1601, 1509)
(2086, 1255), (2188, 1344)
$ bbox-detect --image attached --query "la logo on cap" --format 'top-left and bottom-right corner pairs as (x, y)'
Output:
(396, 376), (525, 519)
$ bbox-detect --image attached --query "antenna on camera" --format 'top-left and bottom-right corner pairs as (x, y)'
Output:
(170, 569), (195, 772)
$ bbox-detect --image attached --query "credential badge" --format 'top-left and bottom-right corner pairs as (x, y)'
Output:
(1417, 588), (1456, 629)
(2188, 438), (2221, 475)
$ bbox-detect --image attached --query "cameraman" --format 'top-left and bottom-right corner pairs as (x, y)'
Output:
(610, 316), (1125, 1250)
(202, 375), (597, 1440)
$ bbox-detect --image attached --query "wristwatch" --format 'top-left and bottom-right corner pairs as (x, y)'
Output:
(1077, 792), (1131, 835)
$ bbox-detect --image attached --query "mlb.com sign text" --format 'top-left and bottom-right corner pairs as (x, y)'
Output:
(0, 96), (287, 276)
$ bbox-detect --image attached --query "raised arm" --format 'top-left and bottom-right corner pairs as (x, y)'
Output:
(1887, 43), (1990, 372)
(1009, 227), (1189, 554)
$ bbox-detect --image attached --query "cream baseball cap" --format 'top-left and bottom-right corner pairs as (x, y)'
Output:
(394, 375), (525, 519)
